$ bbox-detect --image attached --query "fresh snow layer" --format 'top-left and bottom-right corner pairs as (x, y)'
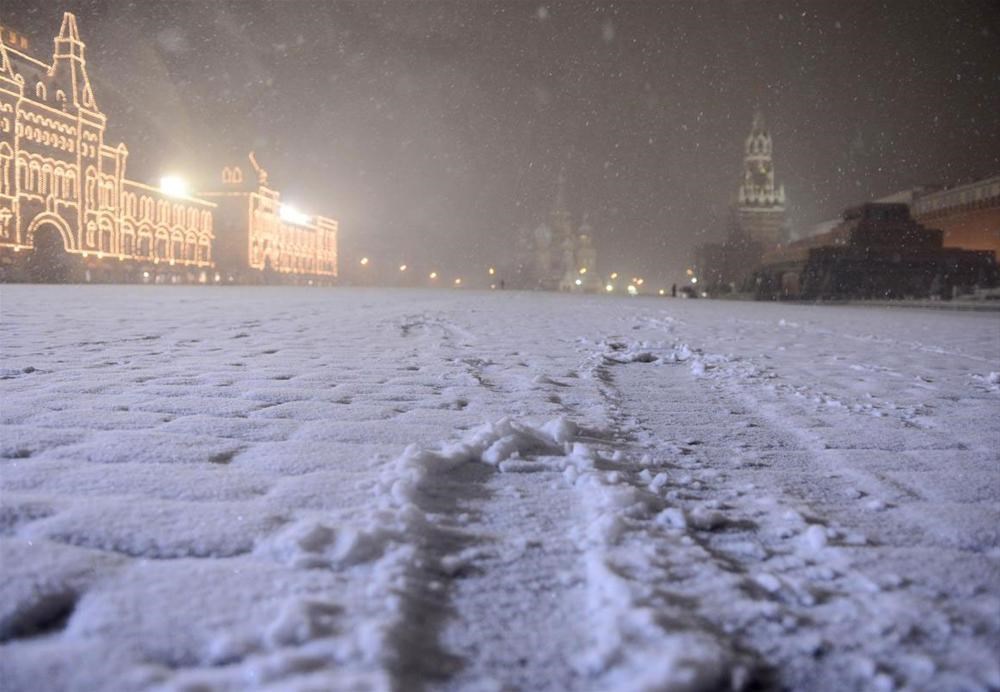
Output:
(1, 285), (998, 692)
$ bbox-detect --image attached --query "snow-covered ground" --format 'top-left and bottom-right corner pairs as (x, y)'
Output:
(1, 285), (998, 692)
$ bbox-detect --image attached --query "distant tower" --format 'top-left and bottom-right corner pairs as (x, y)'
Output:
(736, 111), (787, 248)
(550, 165), (573, 241)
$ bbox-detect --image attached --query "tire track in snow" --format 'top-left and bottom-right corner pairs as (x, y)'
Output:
(599, 321), (999, 691)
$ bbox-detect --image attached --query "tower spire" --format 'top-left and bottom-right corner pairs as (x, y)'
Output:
(58, 12), (81, 42)
(52, 12), (98, 111)
(0, 37), (14, 82)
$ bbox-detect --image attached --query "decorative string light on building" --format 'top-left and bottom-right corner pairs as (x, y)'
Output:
(198, 151), (337, 283)
(0, 13), (215, 281)
(0, 12), (339, 285)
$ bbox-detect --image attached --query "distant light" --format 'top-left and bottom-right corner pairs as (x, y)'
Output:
(691, 277), (698, 284)
(454, 277), (462, 286)
(578, 267), (587, 275)
(12, 246), (19, 253)
(636, 278), (644, 286)
(360, 257), (369, 266)
(627, 284), (638, 296)
(279, 204), (311, 226)
(488, 267), (495, 275)
(160, 175), (189, 198)
(605, 284), (614, 292)
(490, 283), (496, 290)
(659, 289), (666, 296)
(142, 271), (150, 279)
(686, 268), (694, 276)
(574, 278), (583, 286)
(610, 272), (618, 280)
(399, 264), (407, 272)
(429, 271), (438, 279)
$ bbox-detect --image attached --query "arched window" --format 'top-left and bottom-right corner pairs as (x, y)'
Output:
(122, 224), (135, 256)
(35, 82), (46, 100)
(29, 160), (41, 192)
(99, 219), (114, 253)
(0, 143), (12, 195)
(138, 228), (152, 257)
(85, 167), (97, 207)
(154, 229), (169, 259)
(171, 230), (184, 260)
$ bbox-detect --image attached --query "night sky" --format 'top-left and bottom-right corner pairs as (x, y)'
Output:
(9, 1), (1000, 285)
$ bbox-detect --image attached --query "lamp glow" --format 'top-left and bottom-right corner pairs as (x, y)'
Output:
(360, 257), (369, 266)
(279, 204), (311, 226)
(399, 264), (407, 272)
(160, 175), (189, 198)
(574, 278), (583, 286)
(605, 284), (614, 292)
(429, 271), (438, 279)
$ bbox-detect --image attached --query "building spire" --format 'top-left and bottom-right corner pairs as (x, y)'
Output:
(553, 165), (567, 214)
(52, 12), (98, 110)
(0, 37), (14, 81)
(58, 12), (81, 42)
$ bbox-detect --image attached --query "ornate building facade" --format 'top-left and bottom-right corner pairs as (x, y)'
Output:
(511, 169), (599, 291)
(200, 153), (338, 283)
(0, 14), (215, 282)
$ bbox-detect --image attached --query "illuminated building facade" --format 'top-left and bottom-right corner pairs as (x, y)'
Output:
(0, 13), (215, 282)
(912, 175), (1000, 256)
(736, 111), (787, 248)
(200, 153), (338, 283)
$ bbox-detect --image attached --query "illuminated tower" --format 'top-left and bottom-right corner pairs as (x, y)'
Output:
(736, 111), (787, 248)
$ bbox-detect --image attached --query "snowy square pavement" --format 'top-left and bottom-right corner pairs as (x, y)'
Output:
(1, 286), (998, 691)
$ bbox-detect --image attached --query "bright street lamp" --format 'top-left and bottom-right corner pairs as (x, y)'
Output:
(160, 175), (189, 198)
(279, 204), (311, 225)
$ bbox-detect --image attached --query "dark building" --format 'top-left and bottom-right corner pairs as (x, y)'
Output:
(754, 203), (996, 300)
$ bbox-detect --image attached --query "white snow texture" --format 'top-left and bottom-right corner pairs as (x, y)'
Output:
(1, 286), (998, 692)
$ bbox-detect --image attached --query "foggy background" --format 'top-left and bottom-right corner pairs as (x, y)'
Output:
(9, 0), (1000, 285)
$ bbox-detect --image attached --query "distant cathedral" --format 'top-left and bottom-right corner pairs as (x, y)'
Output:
(736, 111), (787, 248)
(512, 169), (599, 291)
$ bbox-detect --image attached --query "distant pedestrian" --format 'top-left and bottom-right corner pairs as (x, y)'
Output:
(500, 279), (505, 290)
(671, 283), (677, 298)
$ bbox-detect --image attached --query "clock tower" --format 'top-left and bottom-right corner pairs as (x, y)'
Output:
(736, 111), (787, 248)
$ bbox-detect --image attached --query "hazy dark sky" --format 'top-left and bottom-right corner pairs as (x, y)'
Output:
(10, 1), (1000, 284)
